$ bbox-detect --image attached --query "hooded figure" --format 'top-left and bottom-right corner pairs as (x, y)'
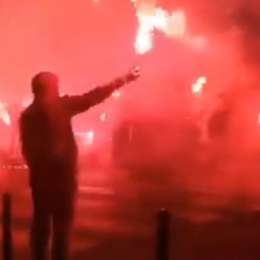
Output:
(20, 68), (140, 260)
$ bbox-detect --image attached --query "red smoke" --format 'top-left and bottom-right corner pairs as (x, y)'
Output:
(1, 0), (260, 221)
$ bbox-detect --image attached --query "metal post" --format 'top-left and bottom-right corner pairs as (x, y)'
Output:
(2, 193), (13, 260)
(156, 208), (171, 260)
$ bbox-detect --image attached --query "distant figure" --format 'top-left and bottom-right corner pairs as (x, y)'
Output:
(20, 68), (140, 260)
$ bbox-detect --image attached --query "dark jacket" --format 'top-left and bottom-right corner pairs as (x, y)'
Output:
(20, 82), (122, 190)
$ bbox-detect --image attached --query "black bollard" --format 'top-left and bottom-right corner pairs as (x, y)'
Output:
(2, 193), (13, 260)
(156, 208), (171, 260)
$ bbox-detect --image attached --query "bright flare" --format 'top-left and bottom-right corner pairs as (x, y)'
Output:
(0, 102), (11, 126)
(192, 76), (207, 95)
(112, 90), (122, 99)
(85, 131), (95, 145)
(134, 7), (187, 55)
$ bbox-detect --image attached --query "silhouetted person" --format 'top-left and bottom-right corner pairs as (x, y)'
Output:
(20, 68), (140, 260)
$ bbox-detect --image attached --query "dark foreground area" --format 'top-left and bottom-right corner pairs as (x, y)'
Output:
(1, 170), (260, 260)
(2, 199), (260, 260)
(73, 213), (260, 260)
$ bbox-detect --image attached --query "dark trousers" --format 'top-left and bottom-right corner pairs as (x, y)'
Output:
(31, 186), (76, 260)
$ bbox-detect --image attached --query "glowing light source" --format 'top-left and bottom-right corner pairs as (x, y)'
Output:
(85, 131), (95, 145)
(112, 90), (122, 99)
(192, 76), (207, 95)
(135, 25), (153, 55)
(134, 7), (187, 55)
(0, 102), (11, 126)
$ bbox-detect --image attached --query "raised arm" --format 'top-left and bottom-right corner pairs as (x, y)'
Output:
(64, 67), (140, 116)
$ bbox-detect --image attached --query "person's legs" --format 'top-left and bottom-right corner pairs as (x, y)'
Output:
(51, 189), (76, 260)
(31, 189), (52, 260)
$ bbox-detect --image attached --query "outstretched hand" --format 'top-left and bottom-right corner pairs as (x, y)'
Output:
(125, 66), (141, 83)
